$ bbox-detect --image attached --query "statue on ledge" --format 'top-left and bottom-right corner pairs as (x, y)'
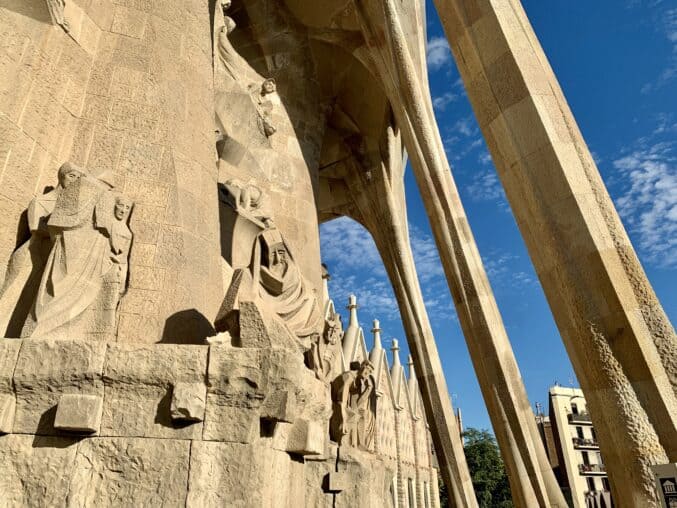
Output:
(215, 181), (322, 350)
(0, 162), (133, 340)
(330, 360), (376, 450)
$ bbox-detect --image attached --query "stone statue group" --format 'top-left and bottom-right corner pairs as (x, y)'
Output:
(0, 163), (133, 340)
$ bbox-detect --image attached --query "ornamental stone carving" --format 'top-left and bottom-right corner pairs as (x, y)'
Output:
(307, 307), (342, 383)
(330, 360), (376, 450)
(0, 163), (133, 340)
(215, 181), (322, 350)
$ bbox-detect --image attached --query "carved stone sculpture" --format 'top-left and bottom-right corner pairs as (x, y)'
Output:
(45, 0), (69, 31)
(330, 360), (376, 450)
(215, 181), (322, 349)
(0, 163), (134, 340)
(307, 310), (342, 382)
(251, 78), (278, 137)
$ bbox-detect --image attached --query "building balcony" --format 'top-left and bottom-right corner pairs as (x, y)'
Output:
(568, 411), (593, 424)
(572, 437), (599, 449)
(579, 463), (606, 475)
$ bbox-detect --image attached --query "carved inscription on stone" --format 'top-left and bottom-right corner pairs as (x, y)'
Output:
(330, 360), (376, 450)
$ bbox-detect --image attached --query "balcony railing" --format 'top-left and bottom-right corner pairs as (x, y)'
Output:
(568, 411), (593, 424)
(579, 463), (606, 475)
(572, 437), (599, 449)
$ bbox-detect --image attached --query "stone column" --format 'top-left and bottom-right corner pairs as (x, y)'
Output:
(341, 125), (477, 508)
(353, 1), (566, 505)
(432, 0), (677, 503)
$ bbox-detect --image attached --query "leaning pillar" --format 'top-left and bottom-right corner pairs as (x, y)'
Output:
(342, 125), (478, 508)
(433, 0), (677, 503)
(353, 1), (566, 506)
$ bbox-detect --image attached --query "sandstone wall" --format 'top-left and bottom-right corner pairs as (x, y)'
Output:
(0, 0), (222, 343)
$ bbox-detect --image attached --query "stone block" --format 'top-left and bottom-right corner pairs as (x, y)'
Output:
(325, 471), (349, 492)
(0, 340), (21, 392)
(12, 339), (106, 434)
(101, 344), (207, 439)
(261, 390), (296, 423)
(286, 418), (324, 456)
(0, 393), (16, 434)
(170, 382), (206, 422)
(187, 441), (305, 507)
(66, 437), (189, 507)
(0, 434), (79, 506)
(54, 394), (103, 433)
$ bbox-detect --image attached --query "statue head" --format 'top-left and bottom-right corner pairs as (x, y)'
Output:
(57, 162), (82, 189)
(261, 78), (277, 96)
(114, 195), (134, 222)
(261, 228), (288, 278)
(357, 360), (374, 380)
(221, 0), (232, 10)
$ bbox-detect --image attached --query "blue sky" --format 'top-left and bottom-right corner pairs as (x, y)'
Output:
(320, 0), (676, 432)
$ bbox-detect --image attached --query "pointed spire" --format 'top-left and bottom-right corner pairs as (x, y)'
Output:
(369, 319), (383, 364)
(321, 264), (331, 310)
(390, 339), (403, 405)
(390, 339), (401, 373)
(347, 294), (358, 327)
(407, 354), (418, 413)
(342, 295), (359, 361)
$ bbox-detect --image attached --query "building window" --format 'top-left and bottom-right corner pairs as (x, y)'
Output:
(602, 477), (610, 492)
(591, 427), (597, 441)
(424, 481), (430, 508)
(408, 478), (415, 508)
(587, 477), (596, 493)
(571, 403), (579, 414)
(582, 451), (590, 465)
(576, 426), (584, 439)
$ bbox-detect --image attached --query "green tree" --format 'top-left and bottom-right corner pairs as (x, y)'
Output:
(439, 428), (514, 508)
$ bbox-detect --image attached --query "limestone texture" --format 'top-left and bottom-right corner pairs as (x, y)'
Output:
(54, 393), (103, 433)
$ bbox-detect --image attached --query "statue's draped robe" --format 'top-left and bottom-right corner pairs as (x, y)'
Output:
(252, 232), (323, 343)
(22, 176), (114, 337)
(331, 371), (376, 449)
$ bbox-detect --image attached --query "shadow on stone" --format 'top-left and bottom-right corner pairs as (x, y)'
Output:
(154, 386), (194, 430)
(31, 435), (82, 449)
(160, 309), (215, 345)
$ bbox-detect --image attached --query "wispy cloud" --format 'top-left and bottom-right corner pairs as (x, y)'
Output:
(612, 141), (677, 267)
(464, 168), (510, 212)
(427, 36), (452, 71)
(433, 91), (458, 111)
(639, 6), (677, 93)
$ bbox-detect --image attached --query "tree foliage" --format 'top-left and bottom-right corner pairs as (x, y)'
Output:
(439, 428), (514, 508)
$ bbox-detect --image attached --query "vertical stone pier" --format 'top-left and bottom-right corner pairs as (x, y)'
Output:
(433, 0), (677, 504)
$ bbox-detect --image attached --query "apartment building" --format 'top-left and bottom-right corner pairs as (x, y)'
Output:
(535, 386), (613, 508)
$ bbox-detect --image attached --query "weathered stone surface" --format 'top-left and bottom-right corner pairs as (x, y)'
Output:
(0, 434), (79, 507)
(261, 389), (296, 424)
(101, 343), (207, 439)
(54, 393), (103, 433)
(286, 418), (324, 456)
(12, 339), (106, 434)
(0, 340), (20, 391)
(326, 471), (349, 492)
(0, 393), (16, 434)
(170, 382), (206, 422)
(67, 437), (190, 507)
(187, 441), (305, 507)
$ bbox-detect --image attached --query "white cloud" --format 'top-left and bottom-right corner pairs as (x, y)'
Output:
(612, 142), (677, 267)
(640, 7), (677, 93)
(465, 168), (509, 211)
(433, 92), (458, 111)
(427, 36), (452, 71)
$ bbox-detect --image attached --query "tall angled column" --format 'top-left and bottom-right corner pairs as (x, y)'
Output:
(353, 1), (566, 506)
(336, 122), (478, 508)
(433, 0), (677, 504)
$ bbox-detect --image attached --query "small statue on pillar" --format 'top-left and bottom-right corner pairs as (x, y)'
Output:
(307, 310), (342, 382)
(330, 360), (376, 450)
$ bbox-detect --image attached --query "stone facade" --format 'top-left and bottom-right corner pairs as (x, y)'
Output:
(0, 0), (674, 507)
